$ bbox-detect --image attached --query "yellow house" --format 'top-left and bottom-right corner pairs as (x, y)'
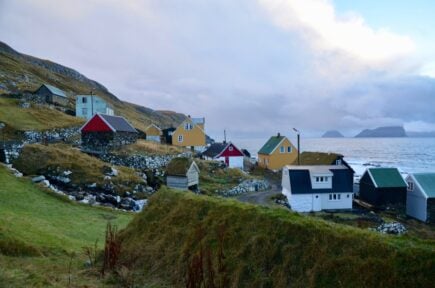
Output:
(258, 133), (298, 170)
(172, 116), (206, 148)
(144, 124), (162, 142)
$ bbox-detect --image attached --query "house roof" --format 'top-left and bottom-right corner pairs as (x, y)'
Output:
(98, 114), (137, 133)
(295, 152), (342, 165)
(192, 117), (205, 125)
(166, 157), (197, 176)
(258, 136), (285, 155)
(41, 84), (67, 98)
(412, 173), (435, 198)
(367, 168), (407, 188)
(287, 166), (353, 194)
(202, 143), (228, 158)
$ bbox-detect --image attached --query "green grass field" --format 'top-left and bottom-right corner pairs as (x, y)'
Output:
(0, 165), (133, 287)
(119, 188), (435, 288)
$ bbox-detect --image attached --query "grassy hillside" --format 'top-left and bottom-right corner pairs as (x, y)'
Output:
(118, 189), (435, 287)
(0, 41), (186, 132)
(13, 144), (144, 194)
(0, 98), (84, 137)
(0, 164), (133, 287)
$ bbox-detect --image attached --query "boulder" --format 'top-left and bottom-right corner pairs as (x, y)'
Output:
(32, 175), (46, 183)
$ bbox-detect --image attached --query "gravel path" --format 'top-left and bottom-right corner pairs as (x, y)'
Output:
(236, 182), (281, 206)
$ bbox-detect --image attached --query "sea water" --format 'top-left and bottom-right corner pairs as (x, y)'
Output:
(232, 137), (435, 177)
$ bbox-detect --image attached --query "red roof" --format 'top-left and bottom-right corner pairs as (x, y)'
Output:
(80, 114), (137, 133)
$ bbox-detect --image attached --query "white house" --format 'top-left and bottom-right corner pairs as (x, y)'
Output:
(202, 142), (245, 169)
(405, 173), (435, 223)
(282, 165), (354, 212)
(76, 95), (114, 119)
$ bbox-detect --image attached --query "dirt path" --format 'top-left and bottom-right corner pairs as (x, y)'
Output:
(236, 178), (282, 206)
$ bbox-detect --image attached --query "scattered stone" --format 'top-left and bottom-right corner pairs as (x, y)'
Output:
(220, 179), (270, 197)
(374, 222), (407, 235)
(32, 175), (46, 183)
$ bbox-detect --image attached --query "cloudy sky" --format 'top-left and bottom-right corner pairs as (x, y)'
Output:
(1, 0), (435, 139)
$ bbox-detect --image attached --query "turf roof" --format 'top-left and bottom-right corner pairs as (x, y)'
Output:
(166, 157), (194, 176)
(294, 152), (342, 165)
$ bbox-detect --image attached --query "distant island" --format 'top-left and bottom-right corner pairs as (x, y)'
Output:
(355, 126), (407, 138)
(322, 130), (344, 138)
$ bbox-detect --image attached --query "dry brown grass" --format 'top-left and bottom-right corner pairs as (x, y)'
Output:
(117, 139), (187, 155)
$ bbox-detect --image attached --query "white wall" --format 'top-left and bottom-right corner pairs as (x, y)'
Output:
(146, 136), (161, 142)
(310, 174), (333, 189)
(289, 194), (314, 212)
(406, 176), (427, 222)
(216, 156), (244, 169)
(320, 193), (353, 210)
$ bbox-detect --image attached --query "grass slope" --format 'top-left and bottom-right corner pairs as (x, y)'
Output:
(0, 97), (83, 134)
(119, 189), (435, 288)
(0, 42), (186, 132)
(0, 165), (133, 287)
(13, 144), (144, 194)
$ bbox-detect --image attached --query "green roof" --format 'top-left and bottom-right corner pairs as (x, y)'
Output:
(413, 173), (435, 198)
(368, 168), (407, 188)
(43, 84), (67, 98)
(166, 157), (195, 176)
(258, 136), (285, 155)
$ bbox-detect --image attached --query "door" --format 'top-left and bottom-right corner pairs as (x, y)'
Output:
(312, 194), (321, 211)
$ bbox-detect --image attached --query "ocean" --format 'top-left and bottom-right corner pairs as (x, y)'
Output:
(232, 137), (435, 177)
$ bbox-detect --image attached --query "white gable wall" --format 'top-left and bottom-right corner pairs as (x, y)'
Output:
(406, 175), (428, 222)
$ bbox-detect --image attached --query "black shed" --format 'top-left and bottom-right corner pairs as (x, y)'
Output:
(359, 168), (407, 207)
(34, 84), (68, 106)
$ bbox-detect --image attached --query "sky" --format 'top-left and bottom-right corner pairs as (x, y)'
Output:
(1, 0), (435, 139)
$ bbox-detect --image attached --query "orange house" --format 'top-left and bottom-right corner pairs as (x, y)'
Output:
(172, 116), (206, 148)
(258, 133), (298, 170)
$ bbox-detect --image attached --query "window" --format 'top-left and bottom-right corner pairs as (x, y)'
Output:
(336, 159), (342, 165)
(320, 176), (324, 182)
(316, 177), (320, 182)
(178, 135), (183, 143)
(82, 108), (87, 115)
(82, 97), (87, 103)
(329, 193), (341, 201)
(229, 146), (234, 151)
(408, 181), (414, 191)
(280, 146), (285, 153)
(287, 146), (292, 153)
(184, 122), (193, 131)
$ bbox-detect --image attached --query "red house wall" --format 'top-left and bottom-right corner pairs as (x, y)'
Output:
(81, 115), (113, 132)
(220, 144), (244, 157)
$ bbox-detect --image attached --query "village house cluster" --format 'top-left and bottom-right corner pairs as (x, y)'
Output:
(31, 83), (435, 223)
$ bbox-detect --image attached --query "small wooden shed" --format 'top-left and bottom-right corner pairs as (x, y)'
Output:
(34, 84), (68, 106)
(144, 124), (162, 143)
(166, 157), (199, 191)
(359, 168), (407, 207)
(406, 173), (435, 223)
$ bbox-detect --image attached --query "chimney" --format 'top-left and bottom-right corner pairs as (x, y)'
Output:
(277, 132), (281, 137)
(188, 115), (191, 118)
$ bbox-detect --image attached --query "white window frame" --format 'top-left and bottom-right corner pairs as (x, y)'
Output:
(82, 107), (88, 116)
(287, 146), (292, 153)
(184, 122), (193, 131)
(178, 135), (183, 143)
(280, 146), (285, 153)
(229, 146), (234, 152)
(82, 97), (87, 103)
(329, 193), (341, 201)
(407, 181), (414, 191)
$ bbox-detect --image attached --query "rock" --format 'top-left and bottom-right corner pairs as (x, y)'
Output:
(42, 180), (50, 187)
(104, 176), (112, 180)
(87, 183), (97, 189)
(63, 170), (72, 176)
(32, 175), (46, 183)
(374, 222), (407, 235)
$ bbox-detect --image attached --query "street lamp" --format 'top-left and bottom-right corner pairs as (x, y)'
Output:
(293, 128), (300, 165)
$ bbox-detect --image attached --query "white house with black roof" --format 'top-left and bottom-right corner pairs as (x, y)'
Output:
(282, 165), (354, 212)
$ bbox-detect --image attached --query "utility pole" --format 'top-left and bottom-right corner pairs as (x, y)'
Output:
(224, 129), (227, 143)
(293, 128), (300, 165)
(90, 90), (94, 116)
